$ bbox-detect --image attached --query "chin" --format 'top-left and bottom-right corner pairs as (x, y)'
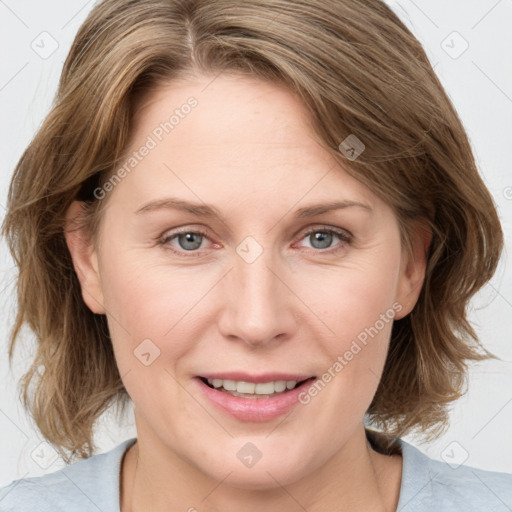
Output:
(214, 463), (307, 491)
(194, 438), (317, 491)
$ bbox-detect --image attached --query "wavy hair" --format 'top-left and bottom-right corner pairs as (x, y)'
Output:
(2, 0), (503, 461)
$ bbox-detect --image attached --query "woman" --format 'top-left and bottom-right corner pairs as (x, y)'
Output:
(1, 0), (510, 510)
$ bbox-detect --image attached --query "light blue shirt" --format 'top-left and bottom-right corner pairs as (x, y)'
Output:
(1, 436), (511, 511)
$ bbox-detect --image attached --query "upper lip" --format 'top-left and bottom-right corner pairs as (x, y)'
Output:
(198, 372), (315, 383)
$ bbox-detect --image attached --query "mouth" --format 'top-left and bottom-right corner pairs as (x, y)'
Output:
(198, 375), (316, 399)
(195, 373), (317, 421)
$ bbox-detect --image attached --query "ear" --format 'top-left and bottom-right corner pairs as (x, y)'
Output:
(394, 220), (431, 320)
(64, 201), (106, 314)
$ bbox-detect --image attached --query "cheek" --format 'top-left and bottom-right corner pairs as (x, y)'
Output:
(98, 258), (212, 417)
(294, 251), (400, 411)
(300, 287), (395, 443)
(98, 249), (216, 374)
(301, 254), (400, 351)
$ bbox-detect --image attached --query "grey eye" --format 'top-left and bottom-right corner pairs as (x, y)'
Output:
(308, 231), (335, 249)
(176, 232), (204, 251)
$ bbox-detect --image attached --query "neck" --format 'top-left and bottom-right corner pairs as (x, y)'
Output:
(120, 425), (402, 512)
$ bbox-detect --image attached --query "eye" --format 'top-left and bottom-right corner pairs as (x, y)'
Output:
(296, 226), (352, 252)
(159, 228), (212, 256)
(158, 225), (352, 257)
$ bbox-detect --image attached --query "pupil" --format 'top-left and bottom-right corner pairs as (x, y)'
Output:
(179, 232), (202, 250)
(311, 231), (332, 249)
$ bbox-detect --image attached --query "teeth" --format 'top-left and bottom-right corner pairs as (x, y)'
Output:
(206, 378), (299, 395)
(222, 380), (236, 391)
(255, 382), (275, 394)
(237, 381), (255, 394)
(212, 379), (223, 388)
(274, 381), (287, 392)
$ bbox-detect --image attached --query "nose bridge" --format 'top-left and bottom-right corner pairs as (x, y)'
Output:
(218, 237), (296, 346)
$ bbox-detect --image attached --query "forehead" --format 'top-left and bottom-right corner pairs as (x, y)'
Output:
(108, 74), (380, 216)
(130, 73), (318, 151)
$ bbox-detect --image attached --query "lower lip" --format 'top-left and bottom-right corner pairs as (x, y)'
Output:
(195, 377), (315, 422)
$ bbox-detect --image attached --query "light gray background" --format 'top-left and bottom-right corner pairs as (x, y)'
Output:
(1, 0), (511, 486)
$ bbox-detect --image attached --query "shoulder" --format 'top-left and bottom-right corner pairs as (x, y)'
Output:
(398, 438), (512, 512)
(0, 438), (136, 512)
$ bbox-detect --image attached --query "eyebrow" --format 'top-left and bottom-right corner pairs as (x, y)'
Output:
(135, 197), (372, 219)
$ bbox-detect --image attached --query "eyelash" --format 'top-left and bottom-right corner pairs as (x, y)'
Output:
(158, 225), (353, 258)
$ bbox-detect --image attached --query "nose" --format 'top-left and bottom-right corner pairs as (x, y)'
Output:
(217, 247), (298, 348)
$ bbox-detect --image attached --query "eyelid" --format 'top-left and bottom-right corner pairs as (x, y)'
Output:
(159, 225), (213, 250)
(293, 224), (353, 253)
(160, 225), (209, 236)
(296, 224), (352, 242)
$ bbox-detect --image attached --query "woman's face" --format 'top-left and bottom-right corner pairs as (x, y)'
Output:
(70, 74), (424, 488)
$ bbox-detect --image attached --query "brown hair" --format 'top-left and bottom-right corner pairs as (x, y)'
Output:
(2, 0), (503, 461)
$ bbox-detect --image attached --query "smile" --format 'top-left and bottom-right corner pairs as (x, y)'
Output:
(201, 377), (309, 398)
(195, 374), (317, 422)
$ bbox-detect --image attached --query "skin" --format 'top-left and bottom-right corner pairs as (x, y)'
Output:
(65, 74), (428, 511)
